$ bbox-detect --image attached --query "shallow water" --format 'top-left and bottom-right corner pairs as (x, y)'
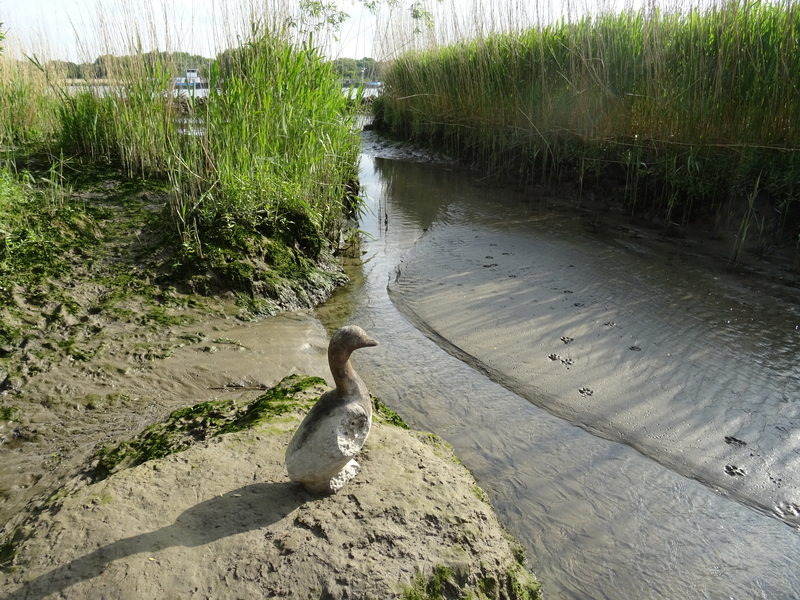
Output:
(317, 140), (800, 598)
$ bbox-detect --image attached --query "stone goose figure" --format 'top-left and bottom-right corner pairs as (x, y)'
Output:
(285, 325), (378, 494)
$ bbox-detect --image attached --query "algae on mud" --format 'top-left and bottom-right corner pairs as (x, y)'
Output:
(91, 375), (415, 483)
(0, 158), (348, 396)
(91, 374), (327, 481)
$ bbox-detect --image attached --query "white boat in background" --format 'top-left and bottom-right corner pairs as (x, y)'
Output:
(173, 68), (211, 99)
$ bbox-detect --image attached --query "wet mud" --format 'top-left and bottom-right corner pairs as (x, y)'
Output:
(313, 137), (800, 598)
(2, 131), (799, 598)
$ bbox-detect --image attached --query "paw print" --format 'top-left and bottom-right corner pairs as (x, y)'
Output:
(725, 465), (746, 477)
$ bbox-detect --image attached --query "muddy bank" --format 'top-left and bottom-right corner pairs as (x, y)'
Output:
(1, 377), (540, 600)
(0, 172), (346, 533)
(0, 308), (333, 536)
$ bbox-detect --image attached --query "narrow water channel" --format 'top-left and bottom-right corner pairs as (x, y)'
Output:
(316, 136), (800, 598)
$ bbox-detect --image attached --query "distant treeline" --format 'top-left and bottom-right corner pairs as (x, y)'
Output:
(330, 57), (380, 81)
(44, 52), (381, 82)
(49, 51), (214, 80)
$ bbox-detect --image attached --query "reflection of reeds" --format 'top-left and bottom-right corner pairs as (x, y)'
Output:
(729, 175), (760, 265)
(377, 0), (800, 258)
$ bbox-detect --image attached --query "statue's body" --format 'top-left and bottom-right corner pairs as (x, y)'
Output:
(285, 326), (378, 494)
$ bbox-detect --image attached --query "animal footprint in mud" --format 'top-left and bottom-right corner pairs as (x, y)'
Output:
(725, 464), (746, 477)
(547, 354), (573, 368)
(724, 435), (747, 447)
(768, 473), (784, 487)
(579, 387), (593, 397)
(560, 336), (574, 344)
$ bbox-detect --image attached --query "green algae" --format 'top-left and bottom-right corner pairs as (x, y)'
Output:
(91, 374), (326, 482)
(403, 565), (454, 600)
(372, 394), (409, 429)
(90, 375), (415, 483)
(214, 375), (326, 435)
(0, 405), (21, 421)
(401, 562), (542, 600)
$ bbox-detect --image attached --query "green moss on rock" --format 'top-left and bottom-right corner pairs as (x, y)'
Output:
(92, 374), (326, 482)
(372, 395), (409, 429)
(401, 562), (542, 600)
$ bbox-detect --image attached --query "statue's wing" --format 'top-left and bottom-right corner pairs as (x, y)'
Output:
(336, 404), (371, 457)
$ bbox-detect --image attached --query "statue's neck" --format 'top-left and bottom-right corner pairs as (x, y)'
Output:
(330, 350), (363, 398)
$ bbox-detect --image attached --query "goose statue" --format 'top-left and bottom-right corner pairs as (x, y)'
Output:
(285, 325), (378, 494)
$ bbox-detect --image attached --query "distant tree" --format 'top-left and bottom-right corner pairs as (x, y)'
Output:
(331, 57), (379, 82)
(48, 60), (81, 79)
(356, 57), (377, 80)
(91, 54), (113, 78)
(332, 57), (357, 79)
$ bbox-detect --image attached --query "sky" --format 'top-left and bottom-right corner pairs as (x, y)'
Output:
(0, 0), (641, 63)
(0, 0), (387, 62)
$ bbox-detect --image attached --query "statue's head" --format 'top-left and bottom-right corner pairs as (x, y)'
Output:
(329, 325), (378, 355)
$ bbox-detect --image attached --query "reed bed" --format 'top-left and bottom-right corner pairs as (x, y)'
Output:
(0, 58), (61, 146)
(377, 0), (800, 249)
(0, 0), (362, 286)
(56, 44), (358, 259)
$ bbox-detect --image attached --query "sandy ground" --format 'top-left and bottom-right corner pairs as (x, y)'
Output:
(1, 379), (539, 600)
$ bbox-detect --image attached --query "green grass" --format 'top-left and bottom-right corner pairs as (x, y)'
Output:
(378, 0), (800, 255)
(0, 6), (364, 302)
(50, 31), (361, 266)
(0, 160), (98, 305)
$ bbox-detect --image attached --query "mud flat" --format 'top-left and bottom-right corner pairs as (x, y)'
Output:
(334, 141), (800, 598)
(389, 212), (800, 529)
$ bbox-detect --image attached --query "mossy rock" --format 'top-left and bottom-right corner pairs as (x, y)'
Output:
(401, 562), (542, 600)
(91, 375), (410, 483)
(91, 374), (327, 482)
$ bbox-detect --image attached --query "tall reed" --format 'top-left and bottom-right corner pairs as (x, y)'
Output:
(377, 0), (800, 247)
(0, 57), (60, 146)
(6, 0), (362, 264)
(172, 31), (360, 257)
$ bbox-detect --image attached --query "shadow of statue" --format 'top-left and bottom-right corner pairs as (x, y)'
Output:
(3, 480), (310, 599)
